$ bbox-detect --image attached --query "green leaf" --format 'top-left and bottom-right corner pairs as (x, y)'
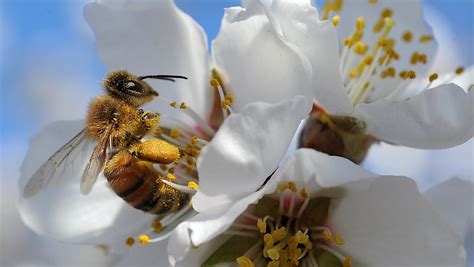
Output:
(202, 235), (260, 267)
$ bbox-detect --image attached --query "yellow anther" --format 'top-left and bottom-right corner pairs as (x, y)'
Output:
(384, 17), (395, 28)
(304, 240), (313, 250)
(288, 182), (297, 192)
(168, 167), (176, 174)
(191, 136), (199, 145)
(267, 248), (280, 261)
(373, 19), (384, 33)
(349, 69), (358, 78)
(323, 229), (333, 241)
(170, 128), (180, 139)
(179, 102), (188, 109)
(334, 233), (346, 245)
(221, 100), (231, 110)
(152, 220), (163, 233)
(187, 181), (199, 190)
(343, 256), (352, 267)
(236, 256), (256, 267)
(356, 17), (365, 31)
(344, 38), (353, 47)
(278, 182), (288, 192)
(353, 42), (368, 55)
(295, 231), (309, 244)
(402, 31), (413, 42)
(332, 15), (340, 26)
(272, 227), (287, 242)
(225, 94), (234, 104)
(263, 233), (274, 245)
(268, 260), (280, 267)
(125, 237), (135, 247)
(368, 0), (377, 3)
(138, 235), (150, 245)
(166, 173), (176, 182)
(300, 188), (309, 198)
(170, 101), (177, 108)
(409, 70), (416, 79)
(429, 73), (438, 82)
(210, 79), (220, 88)
(381, 8), (393, 18)
(257, 218), (267, 233)
(456, 66), (465, 75)
(410, 52), (419, 65)
(364, 56), (373, 65)
(419, 34), (433, 43)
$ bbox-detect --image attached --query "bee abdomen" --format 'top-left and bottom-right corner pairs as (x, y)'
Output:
(104, 151), (189, 215)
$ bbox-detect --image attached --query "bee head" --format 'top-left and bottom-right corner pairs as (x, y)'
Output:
(103, 70), (158, 106)
(103, 70), (187, 107)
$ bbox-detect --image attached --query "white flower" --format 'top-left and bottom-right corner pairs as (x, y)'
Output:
(424, 178), (474, 252)
(168, 149), (466, 266)
(19, 0), (316, 250)
(302, 0), (473, 150)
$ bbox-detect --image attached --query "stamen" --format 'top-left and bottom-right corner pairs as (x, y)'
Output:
(456, 66), (465, 75)
(419, 34), (433, 43)
(161, 179), (196, 194)
(257, 218), (267, 233)
(402, 31), (413, 43)
(332, 15), (340, 26)
(152, 220), (163, 233)
(187, 181), (199, 190)
(138, 234), (150, 245)
(429, 73), (439, 82)
(236, 255), (257, 266)
(125, 237), (135, 247)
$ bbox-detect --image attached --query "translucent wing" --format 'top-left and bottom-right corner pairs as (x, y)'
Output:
(23, 129), (90, 198)
(80, 124), (114, 195)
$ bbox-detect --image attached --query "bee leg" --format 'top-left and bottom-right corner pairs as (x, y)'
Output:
(129, 139), (180, 165)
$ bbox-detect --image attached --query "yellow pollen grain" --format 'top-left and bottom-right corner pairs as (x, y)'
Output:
(278, 182), (288, 192)
(381, 8), (393, 18)
(152, 220), (163, 233)
(125, 237), (135, 247)
(300, 188), (309, 198)
(267, 248), (280, 261)
(356, 17), (365, 30)
(323, 229), (333, 241)
(456, 66), (465, 75)
(236, 256), (256, 267)
(179, 102), (188, 109)
(272, 227), (287, 242)
(429, 73), (438, 82)
(332, 15), (340, 26)
(210, 79), (220, 88)
(170, 128), (180, 139)
(138, 235), (150, 245)
(170, 101), (177, 108)
(288, 182), (297, 192)
(419, 34), (433, 43)
(334, 233), (346, 245)
(257, 218), (267, 233)
(166, 173), (176, 182)
(187, 181), (199, 190)
(343, 256), (352, 267)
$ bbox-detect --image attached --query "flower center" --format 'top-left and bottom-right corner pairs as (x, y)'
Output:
(123, 69), (236, 247)
(231, 182), (351, 267)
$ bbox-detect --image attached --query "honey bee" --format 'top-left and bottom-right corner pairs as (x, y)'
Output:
(23, 70), (190, 215)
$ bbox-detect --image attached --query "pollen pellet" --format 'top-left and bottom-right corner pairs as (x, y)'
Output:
(139, 235), (150, 245)
(131, 139), (180, 164)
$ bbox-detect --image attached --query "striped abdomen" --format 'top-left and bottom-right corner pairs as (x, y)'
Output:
(104, 150), (189, 215)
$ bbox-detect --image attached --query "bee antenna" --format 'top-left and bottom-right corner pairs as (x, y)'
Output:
(138, 75), (188, 82)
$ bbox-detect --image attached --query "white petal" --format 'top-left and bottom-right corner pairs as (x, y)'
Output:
(270, 148), (375, 196)
(353, 83), (473, 148)
(19, 120), (155, 244)
(336, 0), (437, 101)
(212, 6), (314, 112)
(330, 176), (466, 266)
(169, 192), (263, 264)
(193, 95), (311, 212)
(424, 178), (474, 242)
(85, 0), (211, 119)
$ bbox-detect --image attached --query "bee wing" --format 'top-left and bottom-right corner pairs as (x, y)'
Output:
(23, 129), (90, 198)
(80, 124), (114, 195)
